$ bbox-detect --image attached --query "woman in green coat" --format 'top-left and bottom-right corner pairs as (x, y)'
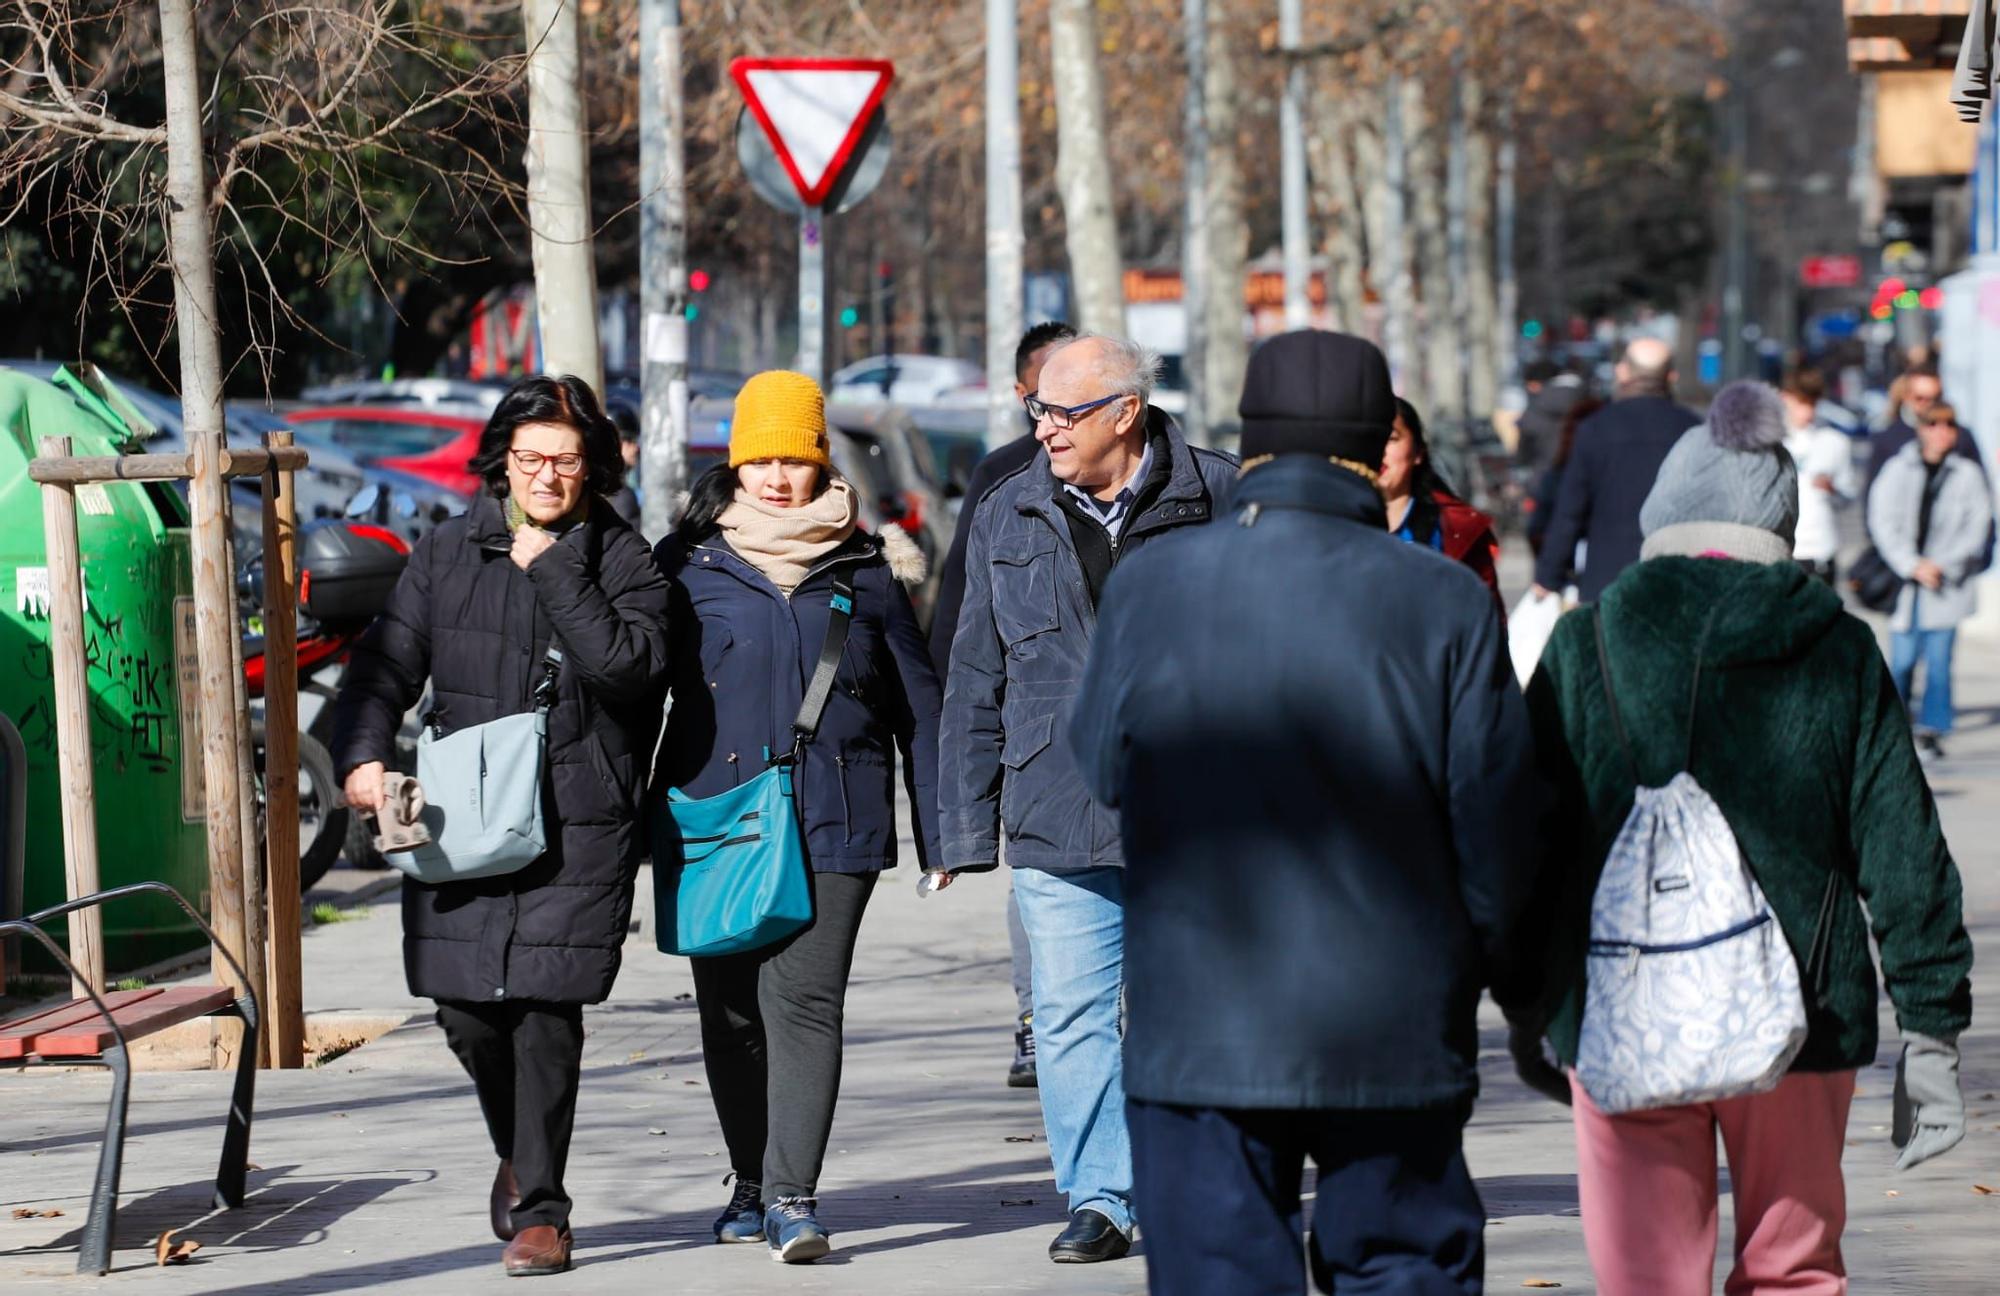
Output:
(1514, 382), (1972, 1296)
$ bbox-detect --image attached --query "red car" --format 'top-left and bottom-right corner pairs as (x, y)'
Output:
(285, 405), (485, 497)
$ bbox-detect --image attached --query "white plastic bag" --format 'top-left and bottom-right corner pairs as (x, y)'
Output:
(1508, 590), (1562, 688)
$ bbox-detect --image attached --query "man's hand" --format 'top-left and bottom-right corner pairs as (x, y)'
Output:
(1913, 558), (1945, 591)
(511, 525), (556, 572)
(1811, 473), (1836, 493)
(1529, 584), (1555, 601)
(344, 761), (387, 813)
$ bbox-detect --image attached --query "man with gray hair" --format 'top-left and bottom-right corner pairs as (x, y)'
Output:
(1531, 336), (1701, 603)
(938, 332), (1237, 1264)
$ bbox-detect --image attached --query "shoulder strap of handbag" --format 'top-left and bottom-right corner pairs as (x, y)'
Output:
(531, 645), (564, 713)
(789, 579), (855, 750)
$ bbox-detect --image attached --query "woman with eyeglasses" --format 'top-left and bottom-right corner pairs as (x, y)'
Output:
(652, 369), (943, 1264)
(332, 374), (672, 1277)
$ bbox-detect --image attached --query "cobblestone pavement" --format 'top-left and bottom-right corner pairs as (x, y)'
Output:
(4, 612), (1997, 1293)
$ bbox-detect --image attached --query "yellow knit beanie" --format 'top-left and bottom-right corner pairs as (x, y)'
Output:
(729, 370), (831, 468)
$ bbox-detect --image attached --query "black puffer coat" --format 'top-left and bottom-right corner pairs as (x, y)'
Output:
(332, 492), (672, 1004)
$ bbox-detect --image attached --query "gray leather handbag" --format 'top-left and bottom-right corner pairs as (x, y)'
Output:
(391, 647), (562, 885)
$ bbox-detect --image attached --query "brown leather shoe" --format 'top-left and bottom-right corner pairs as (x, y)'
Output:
(502, 1224), (572, 1276)
(490, 1160), (520, 1242)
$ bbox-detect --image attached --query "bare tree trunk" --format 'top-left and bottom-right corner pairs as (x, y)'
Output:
(1049, 0), (1124, 334)
(1309, 87), (1366, 334)
(1464, 81), (1499, 420)
(159, 0), (250, 1007)
(1203, 11), (1247, 438)
(1409, 79), (1456, 420)
(523, 0), (603, 392)
(986, 0), (1026, 446)
(1368, 77), (1414, 385)
(1181, 0), (1209, 444)
(1494, 107), (1519, 388)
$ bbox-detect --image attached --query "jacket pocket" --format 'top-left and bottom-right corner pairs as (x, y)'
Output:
(990, 538), (1060, 648)
(998, 712), (1057, 842)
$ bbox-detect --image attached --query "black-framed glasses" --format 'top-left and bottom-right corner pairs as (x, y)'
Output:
(1023, 391), (1128, 431)
(510, 449), (585, 478)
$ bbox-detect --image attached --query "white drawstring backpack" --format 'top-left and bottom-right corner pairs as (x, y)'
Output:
(1574, 610), (1808, 1114)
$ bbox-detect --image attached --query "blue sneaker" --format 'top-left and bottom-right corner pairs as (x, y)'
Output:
(713, 1177), (764, 1244)
(764, 1197), (831, 1264)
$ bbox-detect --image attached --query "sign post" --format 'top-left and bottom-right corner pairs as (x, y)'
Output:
(730, 57), (894, 386)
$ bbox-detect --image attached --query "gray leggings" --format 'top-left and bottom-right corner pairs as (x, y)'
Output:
(692, 869), (878, 1200)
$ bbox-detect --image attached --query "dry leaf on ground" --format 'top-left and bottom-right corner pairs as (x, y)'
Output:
(11, 1208), (63, 1219)
(1522, 1282), (1563, 1290)
(154, 1230), (202, 1265)
(1973, 1184), (1997, 1196)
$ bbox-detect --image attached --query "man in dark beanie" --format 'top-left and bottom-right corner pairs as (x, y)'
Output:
(1069, 330), (1550, 1295)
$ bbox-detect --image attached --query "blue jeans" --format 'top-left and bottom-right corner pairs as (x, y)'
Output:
(1890, 628), (1957, 734)
(1012, 866), (1133, 1235)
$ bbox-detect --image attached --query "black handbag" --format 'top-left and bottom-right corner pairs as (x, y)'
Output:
(1846, 546), (1903, 613)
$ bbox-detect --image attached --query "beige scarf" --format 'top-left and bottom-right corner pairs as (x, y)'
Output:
(717, 477), (859, 593)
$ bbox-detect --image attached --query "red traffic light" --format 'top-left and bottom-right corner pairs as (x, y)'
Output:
(689, 269), (711, 293)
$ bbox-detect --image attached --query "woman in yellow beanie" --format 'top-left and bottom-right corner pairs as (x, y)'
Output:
(649, 370), (943, 1264)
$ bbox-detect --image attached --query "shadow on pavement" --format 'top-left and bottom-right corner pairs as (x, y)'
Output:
(0, 1165), (428, 1268)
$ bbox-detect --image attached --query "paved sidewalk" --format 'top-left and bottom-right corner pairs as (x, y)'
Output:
(4, 649), (1999, 1292)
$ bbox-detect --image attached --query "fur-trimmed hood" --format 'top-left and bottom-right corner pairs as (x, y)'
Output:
(878, 522), (928, 586)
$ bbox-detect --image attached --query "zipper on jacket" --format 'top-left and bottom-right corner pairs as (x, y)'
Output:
(834, 754), (852, 844)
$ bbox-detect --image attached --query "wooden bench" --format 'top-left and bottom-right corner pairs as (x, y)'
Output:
(0, 882), (258, 1276)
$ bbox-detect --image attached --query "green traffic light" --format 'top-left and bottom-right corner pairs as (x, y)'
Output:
(839, 307), (860, 328)
(1522, 319), (1544, 340)
(684, 303), (699, 321)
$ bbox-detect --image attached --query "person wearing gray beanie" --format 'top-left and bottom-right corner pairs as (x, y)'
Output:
(1638, 381), (1800, 563)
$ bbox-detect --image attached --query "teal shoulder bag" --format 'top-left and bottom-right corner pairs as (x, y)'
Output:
(652, 579), (854, 957)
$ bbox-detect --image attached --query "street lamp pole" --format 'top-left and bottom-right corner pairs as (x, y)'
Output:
(639, 0), (689, 539)
(1279, 0), (1310, 330)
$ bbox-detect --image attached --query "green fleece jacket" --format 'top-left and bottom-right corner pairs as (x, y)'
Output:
(1525, 557), (1972, 1070)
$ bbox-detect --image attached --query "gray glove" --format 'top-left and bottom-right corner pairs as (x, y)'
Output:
(1892, 1032), (1963, 1171)
(1508, 1021), (1572, 1107)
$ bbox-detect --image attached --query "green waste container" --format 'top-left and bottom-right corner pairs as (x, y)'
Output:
(0, 366), (209, 972)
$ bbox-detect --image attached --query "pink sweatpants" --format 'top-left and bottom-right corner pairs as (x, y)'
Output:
(1569, 1069), (1857, 1296)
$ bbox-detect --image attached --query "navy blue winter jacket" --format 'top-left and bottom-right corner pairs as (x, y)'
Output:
(1069, 455), (1550, 1110)
(1532, 395), (1700, 602)
(651, 529), (943, 873)
(939, 410), (1237, 874)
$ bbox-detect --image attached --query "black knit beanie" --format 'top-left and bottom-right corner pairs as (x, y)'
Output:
(1237, 330), (1396, 468)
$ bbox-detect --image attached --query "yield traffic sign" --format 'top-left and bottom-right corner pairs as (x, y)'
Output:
(729, 58), (894, 208)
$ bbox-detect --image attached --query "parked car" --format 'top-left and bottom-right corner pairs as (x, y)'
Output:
(283, 405), (484, 486)
(297, 376), (507, 415)
(826, 403), (952, 620)
(829, 354), (983, 407)
(901, 404), (993, 501)
(340, 465), (469, 548)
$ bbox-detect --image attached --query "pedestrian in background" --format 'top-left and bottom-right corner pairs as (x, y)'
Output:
(1383, 396), (1502, 604)
(1780, 368), (1857, 586)
(1519, 381), (1973, 1296)
(1526, 395), (1604, 563)
(1070, 331), (1548, 1295)
(1531, 338), (1700, 603)
(332, 375), (673, 1277)
(605, 400), (644, 528)
(939, 333), (1237, 1264)
(1863, 366), (1980, 487)
(928, 319), (1078, 1089)
(651, 370), (942, 1264)
(1514, 358), (1586, 475)
(1867, 402), (1994, 761)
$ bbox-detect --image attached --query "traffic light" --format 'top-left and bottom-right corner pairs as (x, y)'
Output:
(685, 303), (699, 322)
(689, 268), (710, 293)
(1521, 319), (1544, 340)
(839, 306), (860, 329)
